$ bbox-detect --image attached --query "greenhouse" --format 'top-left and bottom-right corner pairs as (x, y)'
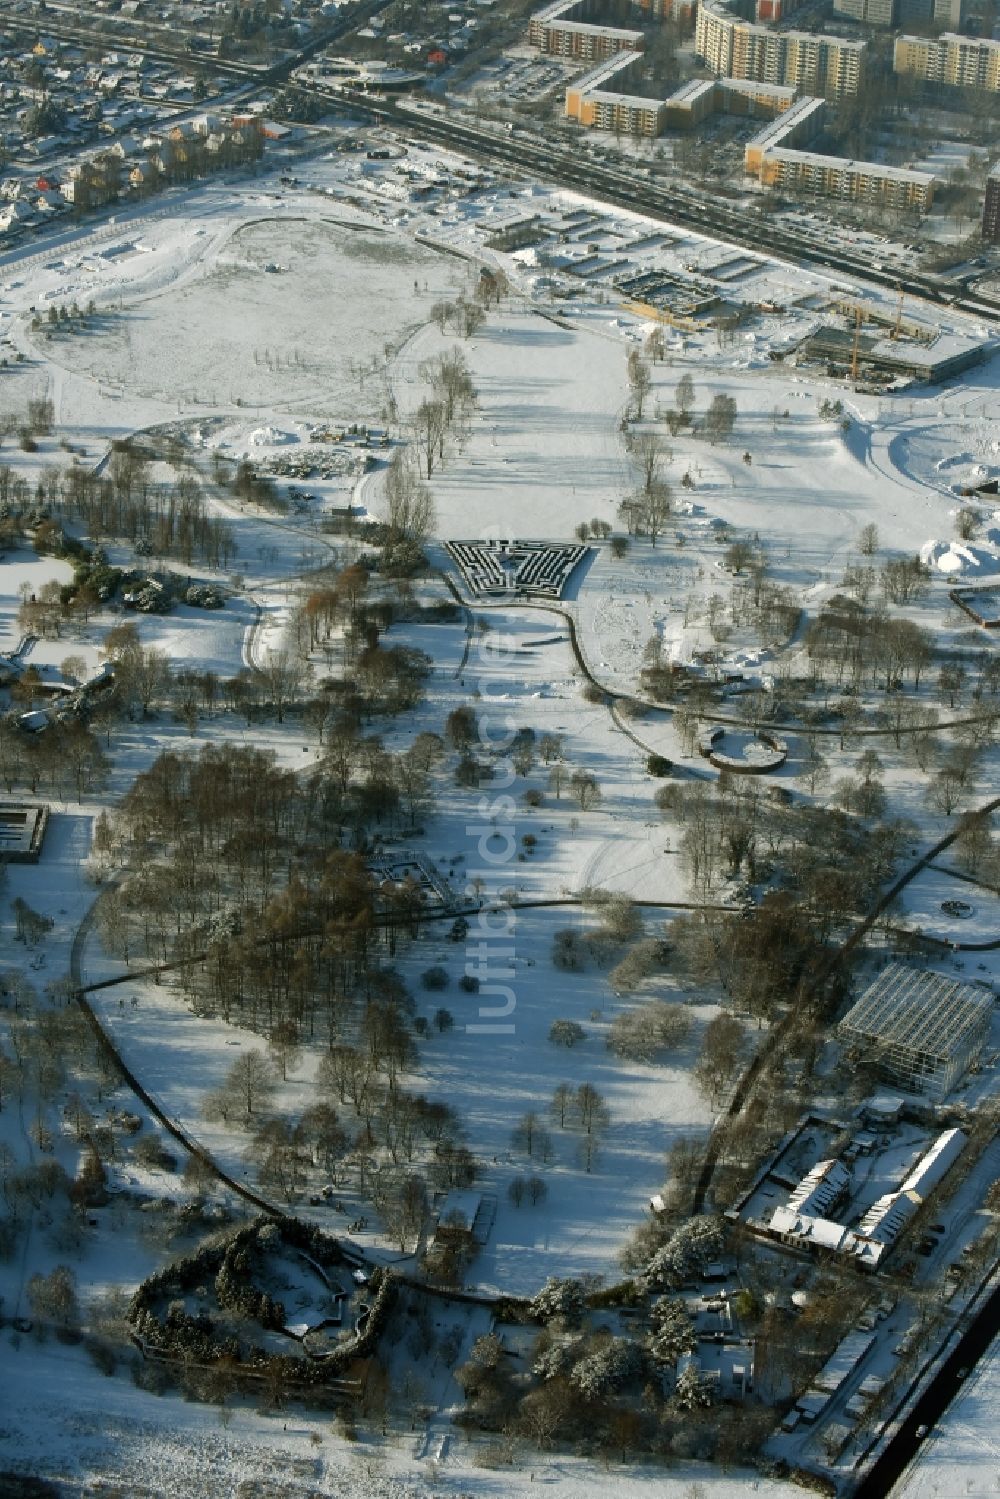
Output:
(839, 963), (993, 1099)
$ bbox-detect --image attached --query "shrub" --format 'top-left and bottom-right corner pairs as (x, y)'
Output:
(134, 1134), (178, 1172)
(530, 1277), (586, 1326)
(548, 1019), (585, 1048)
(421, 965), (449, 991)
(607, 1001), (690, 1062)
(608, 937), (671, 994)
(85, 1336), (118, 1376)
(185, 584), (225, 609)
(552, 928), (583, 971)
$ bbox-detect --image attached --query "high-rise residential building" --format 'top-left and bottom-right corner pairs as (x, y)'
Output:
(932, 0), (966, 27)
(529, 0), (694, 57)
(695, 0), (867, 97)
(754, 0), (805, 19)
(897, 0), (933, 23)
(894, 30), (1000, 90)
(833, 0), (896, 25)
(632, 0), (696, 18)
(529, 2), (645, 60)
(984, 161), (1000, 243)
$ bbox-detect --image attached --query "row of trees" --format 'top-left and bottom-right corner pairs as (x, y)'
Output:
(411, 347), (478, 480)
(806, 593), (934, 690)
(0, 716), (109, 801)
(46, 444), (237, 569)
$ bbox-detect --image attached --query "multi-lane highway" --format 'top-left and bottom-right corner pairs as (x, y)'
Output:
(2, 0), (997, 320)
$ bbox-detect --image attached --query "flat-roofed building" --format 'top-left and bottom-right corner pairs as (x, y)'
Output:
(695, 0), (867, 97)
(894, 31), (1000, 91)
(719, 76), (798, 112)
(758, 147), (936, 209)
(664, 76), (722, 126)
(985, 160), (1000, 244)
(633, 0), (697, 20)
(834, 0), (896, 24)
(529, 0), (644, 59)
(664, 74), (797, 128)
(565, 52), (667, 133)
(899, 0), (933, 19)
(840, 964), (992, 1098)
(569, 51), (805, 135)
(744, 92), (825, 172)
(530, 0), (643, 57)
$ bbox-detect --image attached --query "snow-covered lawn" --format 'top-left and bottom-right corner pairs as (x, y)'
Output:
(33, 215), (458, 417)
(78, 605), (723, 1295)
(0, 1329), (807, 1499)
(0, 550), (75, 651)
(2, 122), (1000, 1492)
(892, 1335), (1000, 1499)
(395, 909), (719, 1295)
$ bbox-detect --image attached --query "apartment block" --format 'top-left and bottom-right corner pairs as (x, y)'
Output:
(758, 148), (936, 209)
(529, 0), (644, 60)
(664, 74), (796, 127)
(743, 93), (826, 172)
(833, 0), (896, 24)
(984, 161), (1000, 243)
(565, 53), (666, 133)
(695, 0), (867, 97)
(756, 0), (802, 20)
(897, 0), (933, 21)
(632, 0), (697, 21)
(529, 0), (693, 60)
(933, 0), (966, 26)
(893, 30), (1000, 90)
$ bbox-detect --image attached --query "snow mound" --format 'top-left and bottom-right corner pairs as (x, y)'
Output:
(249, 426), (298, 447)
(936, 451), (975, 472)
(920, 539), (995, 575)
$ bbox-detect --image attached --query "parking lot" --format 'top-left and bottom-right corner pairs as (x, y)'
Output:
(469, 48), (576, 106)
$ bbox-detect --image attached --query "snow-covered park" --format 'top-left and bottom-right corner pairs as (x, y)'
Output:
(2, 115), (1000, 1498)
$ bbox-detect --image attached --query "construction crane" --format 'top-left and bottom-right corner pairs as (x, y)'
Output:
(892, 285), (904, 340)
(850, 305), (864, 381)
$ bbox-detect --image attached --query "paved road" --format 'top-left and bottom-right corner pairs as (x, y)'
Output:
(857, 1276), (1000, 1499)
